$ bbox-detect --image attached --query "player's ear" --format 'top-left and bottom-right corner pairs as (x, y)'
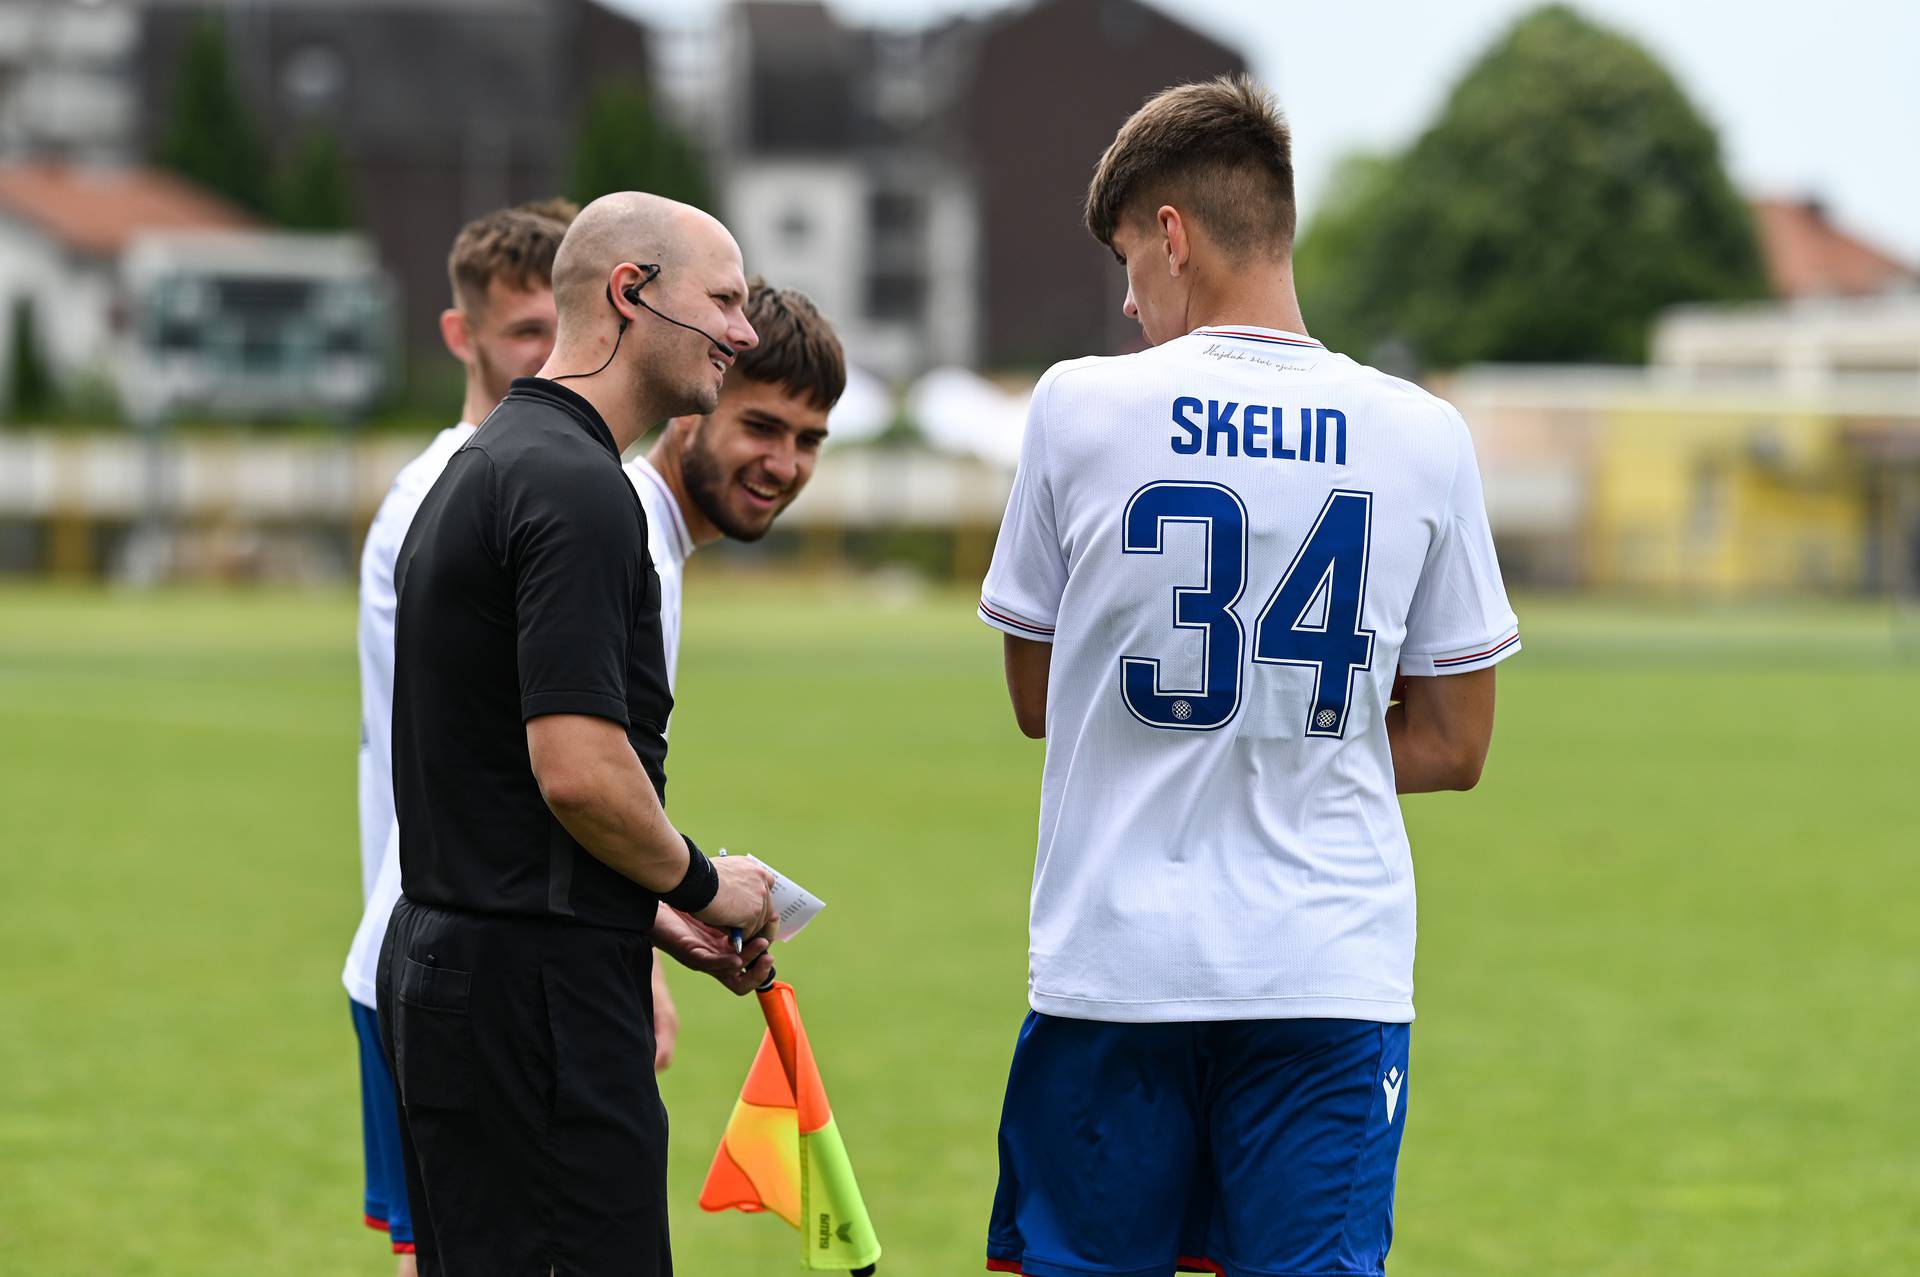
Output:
(1159, 206), (1189, 277)
(440, 306), (474, 365)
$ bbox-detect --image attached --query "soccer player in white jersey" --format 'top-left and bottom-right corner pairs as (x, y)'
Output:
(625, 278), (841, 695)
(978, 77), (1519, 1277)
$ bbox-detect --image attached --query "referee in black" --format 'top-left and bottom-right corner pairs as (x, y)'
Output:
(378, 192), (778, 1276)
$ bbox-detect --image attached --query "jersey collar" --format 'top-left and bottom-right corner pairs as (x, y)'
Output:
(629, 456), (696, 562)
(1189, 325), (1324, 350)
(508, 377), (620, 458)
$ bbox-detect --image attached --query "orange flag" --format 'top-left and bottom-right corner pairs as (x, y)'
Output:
(700, 981), (881, 1272)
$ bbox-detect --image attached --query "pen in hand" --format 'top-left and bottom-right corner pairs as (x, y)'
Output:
(718, 848), (743, 954)
(717, 848), (774, 991)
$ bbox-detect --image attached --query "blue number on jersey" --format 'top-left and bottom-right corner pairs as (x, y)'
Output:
(1251, 490), (1376, 737)
(1120, 482), (1374, 737)
(1119, 481), (1247, 730)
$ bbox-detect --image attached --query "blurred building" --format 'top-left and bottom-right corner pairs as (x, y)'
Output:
(135, 0), (654, 357)
(0, 2), (139, 164)
(963, 0), (1244, 368)
(1446, 207), (1920, 598)
(1748, 197), (1920, 300)
(1449, 307), (1920, 599)
(1655, 294), (1920, 394)
(0, 163), (256, 397)
(1451, 366), (1919, 597)
(703, 0), (1244, 380)
(120, 229), (392, 427)
(710, 2), (981, 379)
(0, 162), (391, 431)
(86, 0), (1246, 378)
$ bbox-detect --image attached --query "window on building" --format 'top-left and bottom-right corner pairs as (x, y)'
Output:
(869, 189), (921, 239)
(865, 272), (924, 323)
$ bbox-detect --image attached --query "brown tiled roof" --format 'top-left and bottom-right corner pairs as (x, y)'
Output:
(0, 164), (258, 258)
(1750, 197), (1917, 298)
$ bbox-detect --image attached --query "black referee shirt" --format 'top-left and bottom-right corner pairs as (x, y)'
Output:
(391, 377), (673, 932)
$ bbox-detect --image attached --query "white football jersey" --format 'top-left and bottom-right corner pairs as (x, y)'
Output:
(625, 454), (697, 701)
(979, 325), (1519, 1024)
(343, 421), (476, 1006)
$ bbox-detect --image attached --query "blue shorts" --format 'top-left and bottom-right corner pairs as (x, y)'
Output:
(351, 998), (415, 1252)
(987, 1013), (1410, 1277)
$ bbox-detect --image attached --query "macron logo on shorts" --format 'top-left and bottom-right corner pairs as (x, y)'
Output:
(1382, 1067), (1404, 1124)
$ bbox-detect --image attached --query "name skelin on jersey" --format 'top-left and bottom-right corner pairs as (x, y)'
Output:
(1170, 396), (1348, 464)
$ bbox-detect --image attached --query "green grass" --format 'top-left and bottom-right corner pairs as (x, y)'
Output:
(0, 581), (1915, 1275)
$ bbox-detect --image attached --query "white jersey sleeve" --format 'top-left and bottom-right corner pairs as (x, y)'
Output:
(979, 365), (1078, 642)
(343, 422), (475, 1006)
(1398, 407), (1519, 675)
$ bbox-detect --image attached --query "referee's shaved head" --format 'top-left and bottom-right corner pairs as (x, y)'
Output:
(540, 191), (757, 440)
(550, 191), (684, 324)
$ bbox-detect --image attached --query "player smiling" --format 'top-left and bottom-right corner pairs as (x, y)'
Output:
(623, 279), (843, 1021)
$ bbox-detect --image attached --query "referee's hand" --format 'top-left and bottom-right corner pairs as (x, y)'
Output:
(652, 908), (774, 996)
(697, 855), (780, 945)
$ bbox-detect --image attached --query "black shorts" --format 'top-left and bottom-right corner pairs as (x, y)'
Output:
(376, 896), (669, 1277)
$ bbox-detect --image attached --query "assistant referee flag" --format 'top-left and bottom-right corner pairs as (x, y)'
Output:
(699, 981), (881, 1273)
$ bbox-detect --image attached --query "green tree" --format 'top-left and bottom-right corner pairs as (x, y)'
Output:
(275, 127), (357, 229)
(1291, 152), (1402, 367)
(5, 296), (56, 422)
(568, 83), (714, 213)
(157, 15), (271, 215)
(1297, 4), (1768, 367)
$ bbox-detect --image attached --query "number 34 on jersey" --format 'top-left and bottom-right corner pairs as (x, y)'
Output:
(1120, 480), (1374, 740)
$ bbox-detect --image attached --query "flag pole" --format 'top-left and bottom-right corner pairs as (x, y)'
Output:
(752, 976), (878, 1276)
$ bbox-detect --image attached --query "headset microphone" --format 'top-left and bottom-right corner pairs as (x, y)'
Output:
(550, 265), (735, 383)
(624, 284), (738, 359)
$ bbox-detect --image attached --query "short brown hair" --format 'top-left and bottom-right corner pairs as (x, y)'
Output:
(446, 206), (572, 312)
(1085, 75), (1295, 259)
(516, 195), (581, 224)
(733, 278), (846, 411)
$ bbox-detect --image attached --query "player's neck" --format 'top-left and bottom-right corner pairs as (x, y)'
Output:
(458, 381), (497, 431)
(534, 348), (668, 454)
(644, 432), (723, 547)
(1185, 266), (1309, 338)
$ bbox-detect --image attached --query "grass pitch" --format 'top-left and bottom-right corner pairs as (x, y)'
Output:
(0, 579), (1914, 1276)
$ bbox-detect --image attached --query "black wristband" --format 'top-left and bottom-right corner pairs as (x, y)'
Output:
(659, 834), (719, 914)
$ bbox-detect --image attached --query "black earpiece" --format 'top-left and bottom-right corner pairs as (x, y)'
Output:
(610, 282), (637, 332)
(554, 265), (735, 383)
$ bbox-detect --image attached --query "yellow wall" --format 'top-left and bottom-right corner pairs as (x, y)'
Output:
(1586, 406), (1867, 594)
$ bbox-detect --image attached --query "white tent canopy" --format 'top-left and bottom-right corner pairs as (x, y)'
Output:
(906, 366), (1031, 468)
(825, 364), (893, 445)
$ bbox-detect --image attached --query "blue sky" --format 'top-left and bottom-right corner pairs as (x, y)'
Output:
(610, 0), (1920, 263)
